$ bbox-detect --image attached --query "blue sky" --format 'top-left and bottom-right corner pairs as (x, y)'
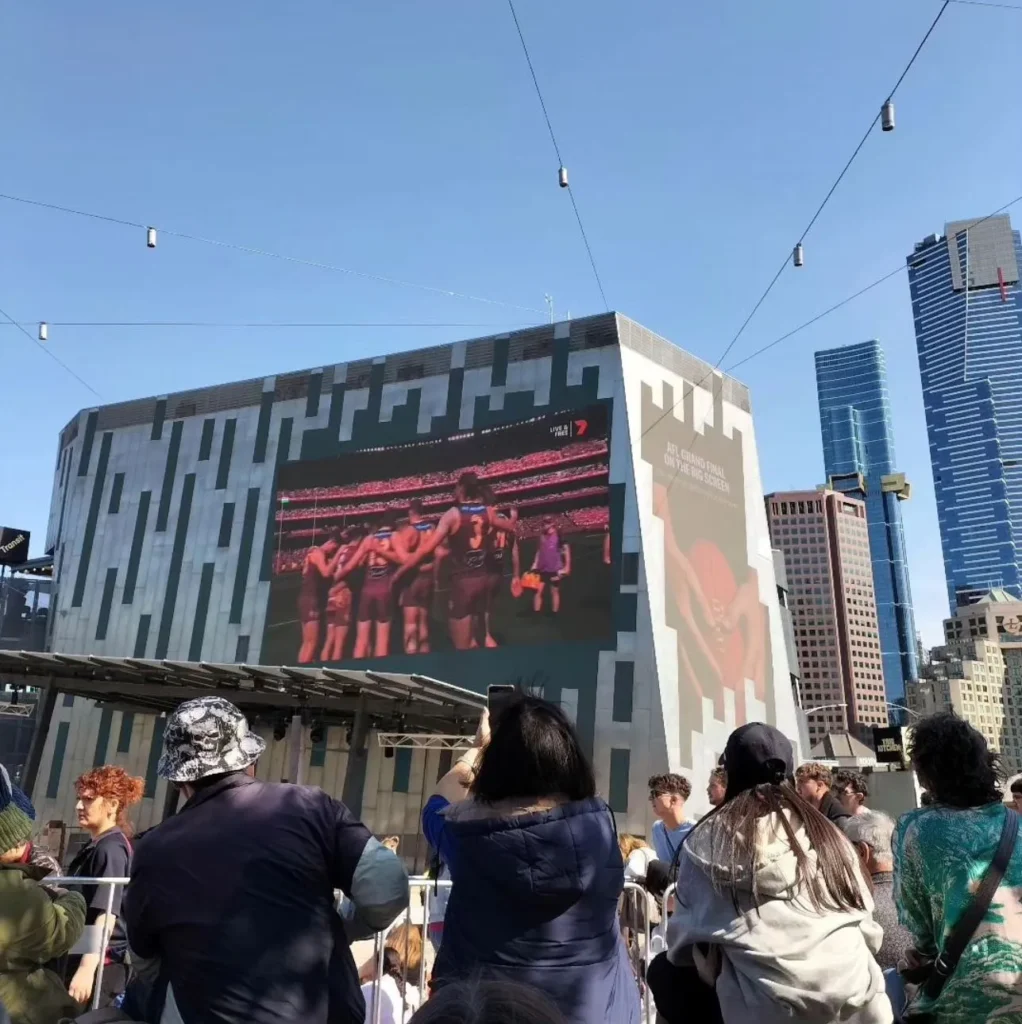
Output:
(2, 1), (1020, 645)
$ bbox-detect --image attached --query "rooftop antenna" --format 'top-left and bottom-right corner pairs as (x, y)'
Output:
(544, 294), (554, 324)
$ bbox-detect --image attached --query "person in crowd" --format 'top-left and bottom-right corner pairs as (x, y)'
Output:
(1010, 776), (1022, 814)
(396, 472), (517, 651)
(65, 765), (144, 1008)
(530, 517), (570, 614)
(353, 509), (407, 659)
(619, 833), (656, 884)
(617, 835), (658, 969)
(651, 723), (891, 1024)
(361, 925), (423, 1024)
(707, 766), (727, 808)
(648, 773), (695, 863)
(834, 770), (869, 817)
(893, 712), (1022, 1022)
(422, 697), (639, 1024)
(321, 526), (364, 662)
(397, 500), (440, 655)
(297, 531), (347, 663)
(122, 695), (409, 1024)
(844, 810), (913, 971)
(481, 488), (519, 649)
(795, 762), (851, 828)
(0, 762), (86, 1024)
(408, 979), (566, 1024)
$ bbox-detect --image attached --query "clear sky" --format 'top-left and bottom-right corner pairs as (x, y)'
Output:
(2, 1), (1020, 646)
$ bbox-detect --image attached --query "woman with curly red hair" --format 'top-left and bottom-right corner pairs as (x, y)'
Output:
(64, 765), (143, 1009)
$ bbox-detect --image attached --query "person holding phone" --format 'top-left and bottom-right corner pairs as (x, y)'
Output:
(420, 694), (639, 1024)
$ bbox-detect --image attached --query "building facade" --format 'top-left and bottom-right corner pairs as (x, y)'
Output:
(907, 215), (1022, 610)
(910, 591), (1022, 770)
(0, 572), (50, 784)
(766, 489), (889, 745)
(28, 313), (802, 844)
(814, 340), (918, 706)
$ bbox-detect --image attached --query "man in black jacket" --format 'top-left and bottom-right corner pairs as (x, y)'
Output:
(122, 696), (408, 1024)
(794, 762), (850, 829)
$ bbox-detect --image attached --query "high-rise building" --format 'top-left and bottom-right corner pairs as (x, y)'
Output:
(814, 340), (919, 706)
(907, 214), (1022, 610)
(8, 313), (804, 836)
(908, 589), (1022, 770)
(766, 489), (889, 745)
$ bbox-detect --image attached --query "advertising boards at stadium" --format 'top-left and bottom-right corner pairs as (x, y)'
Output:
(261, 403), (613, 664)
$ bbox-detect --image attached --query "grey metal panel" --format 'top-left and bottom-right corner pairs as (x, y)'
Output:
(615, 314), (751, 412)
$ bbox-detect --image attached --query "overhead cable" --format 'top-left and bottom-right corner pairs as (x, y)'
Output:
(710, 0), (951, 373)
(724, 191), (1022, 374)
(0, 191), (546, 315)
(639, 0), (953, 446)
(506, 0), (609, 310)
(7, 320), (536, 330)
(0, 303), (103, 399)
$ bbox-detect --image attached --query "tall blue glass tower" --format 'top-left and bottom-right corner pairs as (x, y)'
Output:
(908, 215), (1022, 610)
(815, 340), (919, 705)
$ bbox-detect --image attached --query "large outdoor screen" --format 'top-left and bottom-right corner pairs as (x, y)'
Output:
(261, 403), (613, 664)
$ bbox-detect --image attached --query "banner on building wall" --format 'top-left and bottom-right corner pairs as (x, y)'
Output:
(639, 380), (774, 766)
(0, 528), (30, 567)
(261, 404), (614, 665)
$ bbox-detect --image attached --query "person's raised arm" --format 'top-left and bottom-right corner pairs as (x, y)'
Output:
(489, 507), (518, 534)
(423, 710), (490, 865)
(395, 508), (456, 579)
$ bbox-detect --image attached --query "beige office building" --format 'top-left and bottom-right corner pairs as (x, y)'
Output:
(908, 590), (1022, 770)
(765, 489), (889, 745)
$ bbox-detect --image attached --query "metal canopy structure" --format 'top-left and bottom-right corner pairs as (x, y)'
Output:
(0, 651), (485, 733)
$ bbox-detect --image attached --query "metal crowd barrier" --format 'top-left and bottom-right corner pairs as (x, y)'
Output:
(44, 874), (667, 1020)
(47, 876), (130, 1012)
(365, 876), (661, 1024)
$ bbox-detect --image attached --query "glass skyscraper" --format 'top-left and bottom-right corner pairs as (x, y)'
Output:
(815, 339), (919, 705)
(907, 215), (1022, 610)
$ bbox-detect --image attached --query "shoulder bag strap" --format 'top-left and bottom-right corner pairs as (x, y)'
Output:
(922, 807), (1019, 1000)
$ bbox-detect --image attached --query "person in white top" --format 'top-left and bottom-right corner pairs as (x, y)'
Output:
(653, 723), (892, 1024)
(361, 947), (420, 1024)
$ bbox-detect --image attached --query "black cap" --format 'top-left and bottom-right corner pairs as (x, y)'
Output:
(721, 722), (794, 799)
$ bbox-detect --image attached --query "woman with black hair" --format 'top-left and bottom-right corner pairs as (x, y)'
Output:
(893, 712), (1022, 1022)
(654, 722), (891, 1024)
(421, 695), (639, 1024)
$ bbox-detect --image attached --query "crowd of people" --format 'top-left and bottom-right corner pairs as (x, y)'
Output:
(3, 698), (1022, 1024)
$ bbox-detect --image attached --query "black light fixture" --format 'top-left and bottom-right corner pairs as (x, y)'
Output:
(310, 721), (325, 744)
(273, 717), (288, 742)
(384, 746), (395, 759)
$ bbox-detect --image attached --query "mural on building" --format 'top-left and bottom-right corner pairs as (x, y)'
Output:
(638, 375), (776, 767)
(262, 403), (614, 663)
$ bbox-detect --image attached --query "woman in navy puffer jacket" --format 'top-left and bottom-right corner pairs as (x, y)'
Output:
(422, 695), (640, 1024)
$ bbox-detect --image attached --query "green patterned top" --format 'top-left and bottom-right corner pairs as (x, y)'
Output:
(893, 802), (1022, 1023)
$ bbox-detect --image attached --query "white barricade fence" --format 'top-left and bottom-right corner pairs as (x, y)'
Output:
(365, 876), (661, 1024)
(43, 874), (668, 1020)
(47, 876), (130, 1012)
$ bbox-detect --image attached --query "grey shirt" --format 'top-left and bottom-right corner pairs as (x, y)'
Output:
(870, 872), (914, 971)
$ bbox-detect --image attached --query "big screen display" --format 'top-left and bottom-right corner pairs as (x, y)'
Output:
(261, 404), (613, 664)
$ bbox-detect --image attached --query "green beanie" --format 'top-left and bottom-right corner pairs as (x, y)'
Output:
(0, 764), (34, 854)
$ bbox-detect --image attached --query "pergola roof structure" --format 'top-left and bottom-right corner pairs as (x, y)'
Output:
(0, 651), (485, 732)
